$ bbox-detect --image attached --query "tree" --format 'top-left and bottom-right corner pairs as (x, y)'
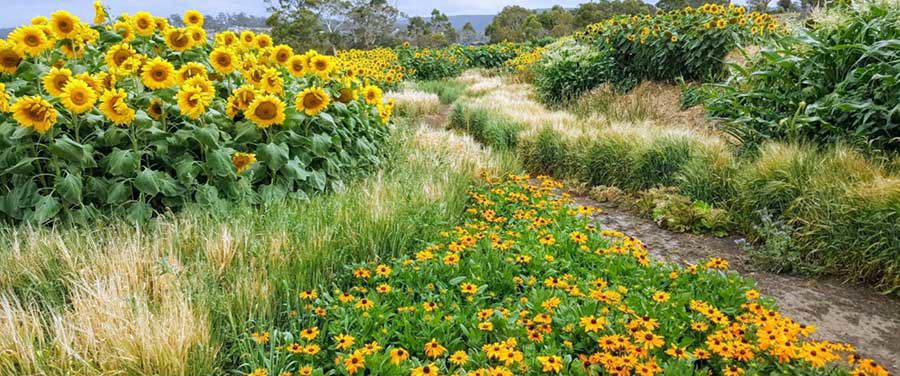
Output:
(459, 22), (480, 45)
(404, 9), (458, 48)
(345, 0), (401, 49)
(572, 0), (653, 29)
(777, 0), (797, 11)
(485, 6), (544, 43)
(538, 6), (576, 37)
(748, 0), (774, 12)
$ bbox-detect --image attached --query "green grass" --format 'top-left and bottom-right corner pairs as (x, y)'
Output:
(414, 80), (468, 105)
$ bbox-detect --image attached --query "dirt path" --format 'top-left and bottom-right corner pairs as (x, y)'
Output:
(571, 195), (900, 373)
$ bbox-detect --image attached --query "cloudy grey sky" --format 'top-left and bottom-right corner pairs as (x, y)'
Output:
(1, 0), (670, 28)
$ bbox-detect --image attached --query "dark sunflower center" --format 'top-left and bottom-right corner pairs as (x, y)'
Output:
(303, 93), (323, 109)
(255, 102), (277, 120)
(25, 34), (41, 47)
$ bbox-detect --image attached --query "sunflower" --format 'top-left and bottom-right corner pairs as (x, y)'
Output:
(104, 43), (136, 71)
(0, 84), (10, 113)
(93, 1), (107, 25)
(309, 55), (334, 77)
(258, 68), (283, 95)
(60, 41), (86, 59)
(240, 30), (256, 48)
(141, 57), (176, 90)
(12, 96), (57, 134)
(0, 41), (22, 74)
(255, 34), (273, 50)
(176, 85), (208, 120)
(113, 21), (134, 42)
(216, 31), (237, 47)
(246, 95), (285, 128)
(188, 26), (206, 46)
(286, 55), (307, 77)
(99, 88), (135, 126)
(295, 87), (330, 116)
(131, 11), (155, 37)
(232, 152), (256, 174)
(183, 75), (215, 100)
(183, 10), (204, 27)
(272, 44), (293, 66)
(165, 28), (193, 52)
(49, 10), (80, 39)
(209, 47), (236, 74)
(225, 85), (257, 119)
(147, 98), (164, 120)
(362, 85), (382, 105)
(177, 62), (207, 83)
(42, 67), (72, 97)
(60, 79), (97, 114)
(9, 25), (50, 57)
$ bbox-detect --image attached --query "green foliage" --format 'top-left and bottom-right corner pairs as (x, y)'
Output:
(414, 80), (467, 105)
(485, 5), (545, 43)
(580, 4), (781, 90)
(448, 104), (521, 149)
(634, 187), (732, 236)
(533, 39), (616, 104)
(572, 0), (654, 29)
(705, 2), (900, 151)
(460, 43), (533, 69)
(396, 46), (468, 80)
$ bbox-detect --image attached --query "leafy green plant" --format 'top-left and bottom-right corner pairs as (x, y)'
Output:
(532, 38), (616, 104)
(635, 187), (731, 236)
(705, 1), (900, 150)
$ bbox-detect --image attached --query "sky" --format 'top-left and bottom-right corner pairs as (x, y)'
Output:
(0, 0), (671, 29)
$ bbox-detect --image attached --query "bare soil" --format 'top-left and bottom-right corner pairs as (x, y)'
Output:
(571, 194), (900, 373)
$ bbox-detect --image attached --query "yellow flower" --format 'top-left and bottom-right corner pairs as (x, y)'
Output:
(113, 21), (134, 42)
(286, 55), (307, 77)
(8, 26), (50, 57)
(232, 152), (256, 174)
(246, 95), (286, 128)
(165, 28), (193, 52)
(183, 10), (204, 27)
(424, 338), (446, 358)
(450, 351), (469, 365)
(0, 83), (10, 113)
(50, 10), (80, 39)
(460, 283), (478, 295)
(209, 47), (236, 74)
(42, 67), (73, 97)
(255, 33), (273, 49)
(99, 88), (135, 126)
(537, 355), (563, 373)
(0, 41), (23, 74)
(295, 87), (331, 116)
(188, 26), (207, 46)
(308, 54), (333, 77)
(334, 334), (355, 350)
(215, 31), (238, 47)
(131, 11), (155, 37)
(388, 348), (408, 365)
(273, 44), (294, 66)
(362, 85), (382, 105)
(240, 30), (256, 48)
(411, 363), (439, 376)
(141, 57), (176, 90)
(652, 291), (670, 303)
(105, 43), (136, 71)
(299, 326), (319, 341)
(12, 96), (58, 134)
(94, 1), (107, 25)
(177, 62), (208, 83)
(60, 79), (97, 114)
(177, 85), (209, 120)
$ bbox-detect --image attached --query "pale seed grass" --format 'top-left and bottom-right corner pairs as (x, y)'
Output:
(386, 89), (441, 119)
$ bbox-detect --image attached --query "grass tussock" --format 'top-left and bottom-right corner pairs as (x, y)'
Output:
(386, 87), (442, 120)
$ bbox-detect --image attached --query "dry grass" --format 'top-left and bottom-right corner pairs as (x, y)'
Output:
(386, 87), (442, 119)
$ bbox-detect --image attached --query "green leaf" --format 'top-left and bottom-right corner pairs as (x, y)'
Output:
(134, 168), (161, 196)
(49, 135), (90, 164)
(206, 149), (234, 178)
(107, 181), (133, 205)
(31, 195), (60, 224)
(55, 173), (83, 205)
(2, 157), (38, 176)
(258, 143), (289, 171)
(104, 149), (139, 177)
(193, 126), (221, 149)
(311, 133), (333, 156)
(281, 158), (310, 181)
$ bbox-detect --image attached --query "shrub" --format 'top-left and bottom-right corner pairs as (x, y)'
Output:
(532, 38), (616, 104)
(634, 187), (732, 237)
(460, 42), (532, 69)
(705, 2), (900, 150)
(397, 46), (468, 80)
(0, 13), (393, 224)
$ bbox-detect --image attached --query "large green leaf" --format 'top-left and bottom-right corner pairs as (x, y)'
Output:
(55, 173), (83, 205)
(104, 149), (140, 177)
(258, 143), (289, 171)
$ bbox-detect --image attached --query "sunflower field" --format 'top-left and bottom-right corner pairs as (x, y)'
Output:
(240, 176), (888, 376)
(0, 5), (394, 223)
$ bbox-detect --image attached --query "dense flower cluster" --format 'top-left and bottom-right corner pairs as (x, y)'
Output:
(337, 48), (406, 90)
(244, 176), (888, 376)
(0, 3), (392, 222)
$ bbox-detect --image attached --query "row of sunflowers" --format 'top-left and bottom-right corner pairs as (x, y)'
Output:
(0, 4), (395, 223)
(240, 175), (889, 376)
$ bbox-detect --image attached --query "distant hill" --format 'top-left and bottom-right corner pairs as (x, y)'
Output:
(447, 14), (495, 35)
(0, 27), (13, 38)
